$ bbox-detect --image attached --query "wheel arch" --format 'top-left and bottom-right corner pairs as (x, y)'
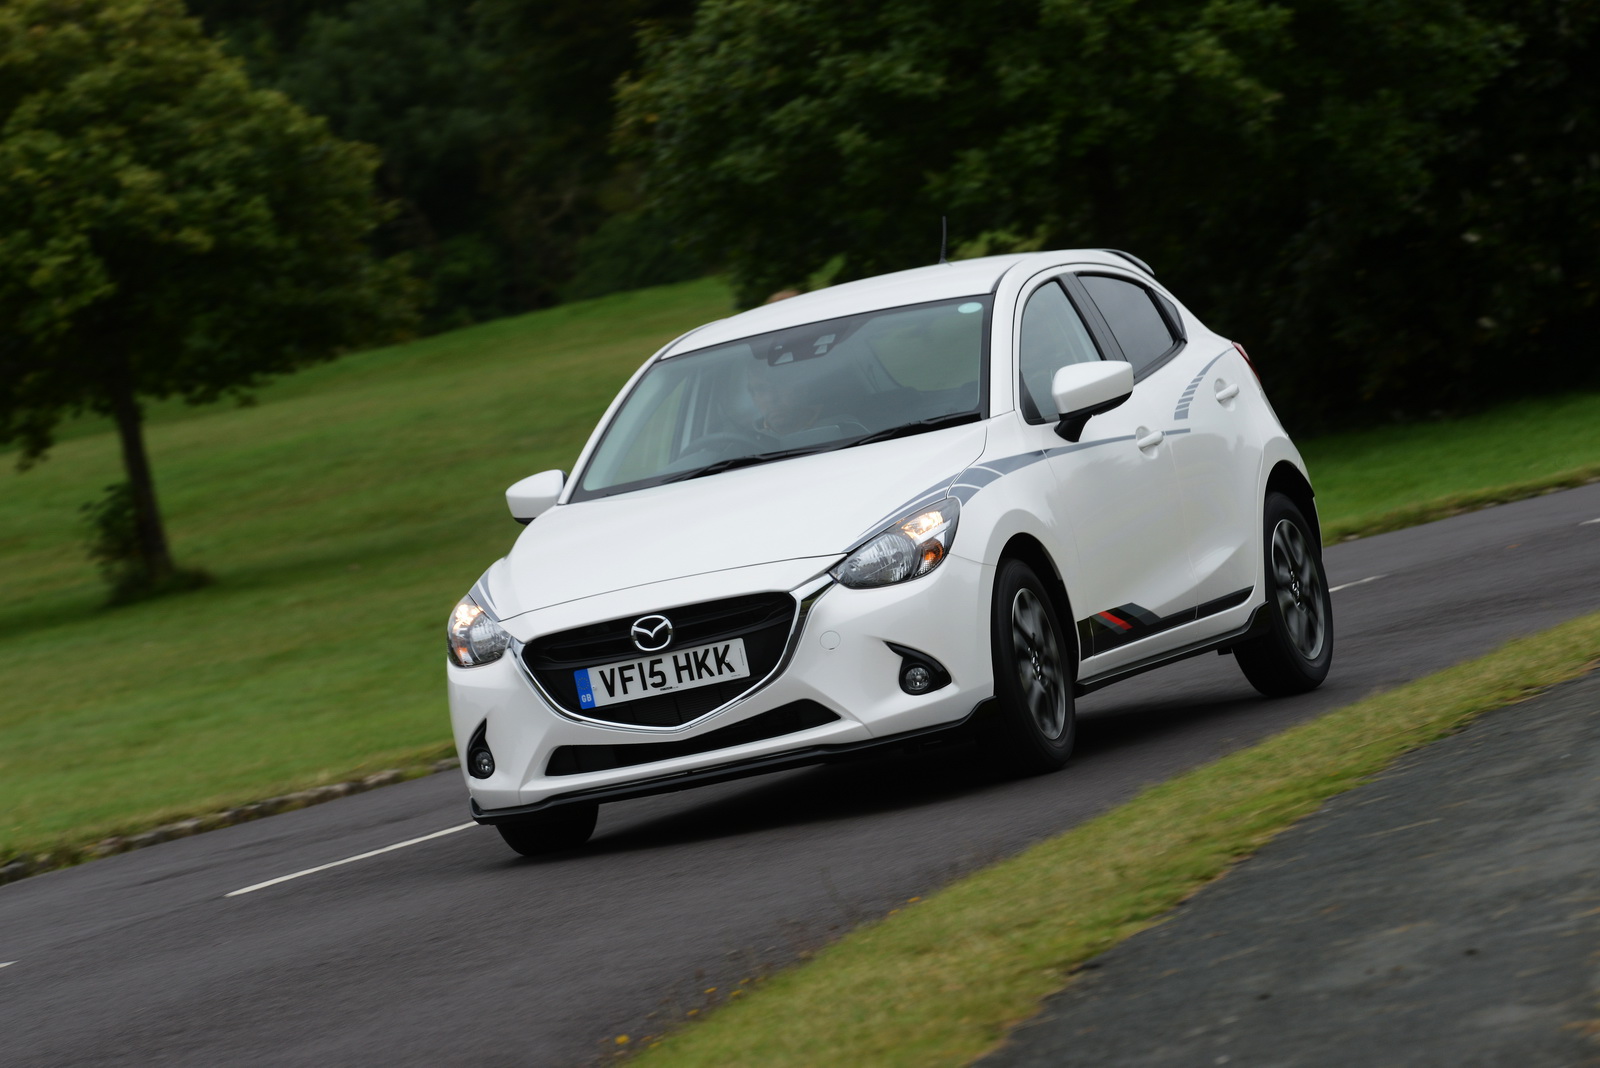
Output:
(996, 533), (1079, 665)
(1265, 460), (1320, 548)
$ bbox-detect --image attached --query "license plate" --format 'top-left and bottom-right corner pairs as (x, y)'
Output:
(574, 638), (751, 709)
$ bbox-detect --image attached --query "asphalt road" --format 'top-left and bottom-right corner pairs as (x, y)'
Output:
(980, 659), (1600, 1067)
(2, 484), (1598, 1067)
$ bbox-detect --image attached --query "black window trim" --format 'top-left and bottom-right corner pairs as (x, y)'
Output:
(1153, 290), (1188, 345)
(1016, 276), (1111, 426)
(1066, 271), (1188, 382)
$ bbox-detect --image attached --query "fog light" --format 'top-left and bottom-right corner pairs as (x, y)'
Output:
(466, 720), (495, 779)
(887, 642), (951, 696)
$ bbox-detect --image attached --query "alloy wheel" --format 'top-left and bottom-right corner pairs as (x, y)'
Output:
(1010, 587), (1068, 740)
(1271, 518), (1327, 661)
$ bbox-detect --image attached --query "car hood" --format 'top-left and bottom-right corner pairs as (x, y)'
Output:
(492, 424), (987, 618)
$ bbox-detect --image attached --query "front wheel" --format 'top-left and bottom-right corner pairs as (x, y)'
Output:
(494, 802), (598, 857)
(987, 559), (1076, 775)
(1234, 492), (1334, 696)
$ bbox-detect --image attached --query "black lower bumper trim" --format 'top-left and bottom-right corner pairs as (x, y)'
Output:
(470, 703), (988, 823)
(545, 700), (839, 776)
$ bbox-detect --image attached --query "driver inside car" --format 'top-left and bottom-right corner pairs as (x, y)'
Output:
(746, 358), (828, 436)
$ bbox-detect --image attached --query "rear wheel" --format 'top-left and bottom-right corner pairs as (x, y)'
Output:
(987, 559), (1076, 774)
(494, 802), (598, 857)
(1234, 492), (1333, 696)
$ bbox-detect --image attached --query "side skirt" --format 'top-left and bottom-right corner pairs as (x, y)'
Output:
(1075, 587), (1253, 657)
(1075, 604), (1269, 696)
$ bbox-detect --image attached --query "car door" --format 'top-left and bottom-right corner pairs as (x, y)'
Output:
(1162, 332), (1261, 611)
(1074, 273), (1260, 619)
(1011, 274), (1197, 668)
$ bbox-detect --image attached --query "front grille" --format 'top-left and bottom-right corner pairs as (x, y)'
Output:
(545, 700), (840, 776)
(522, 592), (798, 727)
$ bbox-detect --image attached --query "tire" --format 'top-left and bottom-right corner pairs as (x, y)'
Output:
(494, 802), (598, 857)
(987, 558), (1077, 775)
(1234, 492), (1334, 696)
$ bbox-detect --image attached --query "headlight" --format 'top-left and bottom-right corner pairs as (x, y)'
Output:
(447, 594), (510, 667)
(832, 497), (961, 589)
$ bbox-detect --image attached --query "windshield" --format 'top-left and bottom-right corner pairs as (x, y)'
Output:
(572, 295), (991, 500)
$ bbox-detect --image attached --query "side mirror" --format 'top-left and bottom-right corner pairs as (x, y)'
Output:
(1051, 362), (1134, 442)
(506, 469), (566, 524)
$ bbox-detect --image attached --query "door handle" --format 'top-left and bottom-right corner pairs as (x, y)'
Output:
(1135, 428), (1165, 450)
(1215, 381), (1240, 402)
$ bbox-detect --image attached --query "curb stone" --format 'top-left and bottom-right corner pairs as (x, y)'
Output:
(0, 757), (460, 888)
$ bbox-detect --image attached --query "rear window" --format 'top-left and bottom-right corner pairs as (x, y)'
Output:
(1078, 274), (1178, 374)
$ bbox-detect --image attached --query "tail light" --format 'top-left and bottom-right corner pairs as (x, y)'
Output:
(1233, 342), (1260, 384)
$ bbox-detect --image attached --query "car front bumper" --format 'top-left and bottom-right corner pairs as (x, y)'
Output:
(447, 553), (994, 815)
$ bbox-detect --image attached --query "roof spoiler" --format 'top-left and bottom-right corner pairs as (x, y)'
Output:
(1099, 249), (1154, 277)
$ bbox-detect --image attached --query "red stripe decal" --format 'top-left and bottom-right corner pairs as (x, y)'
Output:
(1096, 611), (1133, 632)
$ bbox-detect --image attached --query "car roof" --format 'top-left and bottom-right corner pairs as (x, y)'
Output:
(663, 249), (1148, 356)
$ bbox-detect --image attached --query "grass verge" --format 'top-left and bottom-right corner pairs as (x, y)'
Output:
(1318, 463), (1600, 544)
(628, 611), (1600, 1066)
(1298, 389), (1600, 542)
(0, 752), (458, 886)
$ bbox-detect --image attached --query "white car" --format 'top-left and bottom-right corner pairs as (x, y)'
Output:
(446, 250), (1333, 856)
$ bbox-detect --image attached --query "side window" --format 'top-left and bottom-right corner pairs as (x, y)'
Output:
(1018, 280), (1101, 423)
(1078, 274), (1178, 375)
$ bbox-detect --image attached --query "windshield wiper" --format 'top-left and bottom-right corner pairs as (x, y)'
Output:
(662, 414), (981, 484)
(663, 446), (832, 484)
(848, 411), (982, 446)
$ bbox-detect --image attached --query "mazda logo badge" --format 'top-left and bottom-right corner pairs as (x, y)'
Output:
(630, 614), (674, 653)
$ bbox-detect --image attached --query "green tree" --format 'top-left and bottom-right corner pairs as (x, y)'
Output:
(620, 0), (1600, 427)
(618, 0), (1308, 304)
(0, 0), (414, 597)
(270, 0), (513, 323)
(187, 0), (698, 325)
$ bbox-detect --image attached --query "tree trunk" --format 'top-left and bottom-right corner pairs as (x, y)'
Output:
(107, 369), (175, 585)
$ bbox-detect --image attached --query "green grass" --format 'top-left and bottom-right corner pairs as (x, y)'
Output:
(0, 272), (1596, 864)
(626, 612), (1600, 1066)
(1301, 391), (1600, 540)
(0, 278), (734, 859)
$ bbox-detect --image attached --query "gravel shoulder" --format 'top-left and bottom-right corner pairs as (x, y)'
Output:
(980, 668), (1600, 1067)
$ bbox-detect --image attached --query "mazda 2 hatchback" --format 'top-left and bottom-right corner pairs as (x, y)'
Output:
(446, 250), (1333, 856)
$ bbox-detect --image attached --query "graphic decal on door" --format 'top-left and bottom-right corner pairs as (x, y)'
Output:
(950, 451), (1050, 502)
(850, 427), (1194, 546)
(1076, 602), (1163, 655)
(853, 452), (1050, 543)
(1173, 351), (1228, 420)
(1076, 588), (1254, 657)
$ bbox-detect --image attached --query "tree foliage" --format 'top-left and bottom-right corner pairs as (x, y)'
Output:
(0, 0), (415, 591)
(620, 0), (1599, 427)
(189, 0), (698, 326)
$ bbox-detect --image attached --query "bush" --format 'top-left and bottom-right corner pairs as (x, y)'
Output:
(81, 483), (210, 605)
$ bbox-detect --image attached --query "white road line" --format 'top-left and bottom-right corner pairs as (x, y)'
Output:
(0, 961), (15, 969)
(225, 823), (476, 898)
(1581, 517), (1600, 526)
(1330, 574), (1386, 593)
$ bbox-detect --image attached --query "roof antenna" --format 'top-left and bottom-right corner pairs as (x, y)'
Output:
(938, 216), (949, 265)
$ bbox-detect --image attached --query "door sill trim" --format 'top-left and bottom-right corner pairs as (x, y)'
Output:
(1076, 603), (1268, 695)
